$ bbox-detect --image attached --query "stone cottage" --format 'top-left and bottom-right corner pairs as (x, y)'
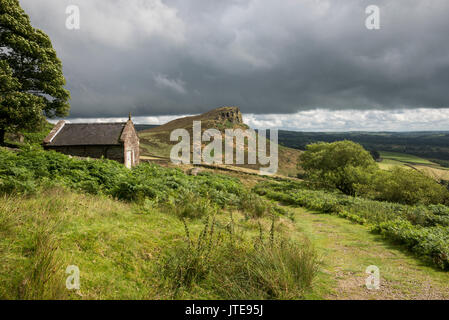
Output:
(43, 115), (140, 168)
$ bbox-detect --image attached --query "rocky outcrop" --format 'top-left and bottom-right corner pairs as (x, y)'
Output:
(216, 107), (243, 124)
(142, 106), (245, 133)
(202, 107), (243, 124)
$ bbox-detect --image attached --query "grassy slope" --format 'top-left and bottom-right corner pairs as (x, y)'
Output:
(2, 186), (448, 300)
(0, 189), (166, 299)
(0, 188), (304, 299)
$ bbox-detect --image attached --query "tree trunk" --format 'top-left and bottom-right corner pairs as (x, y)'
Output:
(0, 128), (5, 146)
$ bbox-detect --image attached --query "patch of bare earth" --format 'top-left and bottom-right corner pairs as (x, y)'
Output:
(328, 272), (448, 300)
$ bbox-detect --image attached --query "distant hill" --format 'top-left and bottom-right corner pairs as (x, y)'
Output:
(139, 107), (301, 176)
(134, 124), (158, 132)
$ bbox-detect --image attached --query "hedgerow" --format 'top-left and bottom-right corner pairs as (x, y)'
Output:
(372, 221), (449, 270)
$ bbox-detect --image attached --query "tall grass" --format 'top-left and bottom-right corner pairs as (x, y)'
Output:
(159, 215), (319, 299)
(213, 239), (318, 299)
(160, 215), (222, 294)
(0, 192), (67, 299)
(18, 226), (66, 299)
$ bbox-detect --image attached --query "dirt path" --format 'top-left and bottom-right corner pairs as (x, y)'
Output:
(288, 207), (449, 300)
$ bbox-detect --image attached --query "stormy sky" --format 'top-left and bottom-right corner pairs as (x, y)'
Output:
(19, 0), (449, 131)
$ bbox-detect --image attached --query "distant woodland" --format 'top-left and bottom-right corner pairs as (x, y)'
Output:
(277, 131), (449, 165)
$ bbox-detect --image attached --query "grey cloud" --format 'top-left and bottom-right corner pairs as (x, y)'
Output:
(19, 0), (449, 118)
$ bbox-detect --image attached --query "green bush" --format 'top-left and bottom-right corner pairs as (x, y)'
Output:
(174, 193), (217, 219)
(239, 192), (271, 219)
(299, 140), (377, 195)
(360, 167), (449, 205)
(299, 141), (449, 205)
(372, 221), (449, 270)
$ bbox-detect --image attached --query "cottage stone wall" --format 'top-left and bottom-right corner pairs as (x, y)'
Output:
(121, 120), (140, 167)
(48, 145), (125, 163)
(106, 146), (126, 163)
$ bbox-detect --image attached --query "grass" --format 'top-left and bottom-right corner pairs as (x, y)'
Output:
(413, 165), (449, 181)
(289, 207), (449, 299)
(2, 179), (448, 300)
(379, 151), (435, 165)
(377, 159), (411, 170)
(2, 146), (449, 299)
(0, 188), (163, 299)
(254, 180), (449, 270)
(0, 187), (318, 299)
(160, 214), (319, 299)
(378, 151), (449, 181)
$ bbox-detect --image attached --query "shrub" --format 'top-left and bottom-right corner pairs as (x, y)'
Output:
(239, 192), (271, 219)
(298, 141), (449, 205)
(362, 167), (449, 205)
(174, 193), (217, 219)
(299, 141), (377, 195)
(372, 220), (449, 270)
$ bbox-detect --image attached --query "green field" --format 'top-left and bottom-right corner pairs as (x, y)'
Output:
(379, 151), (435, 165)
(378, 151), (449, 182)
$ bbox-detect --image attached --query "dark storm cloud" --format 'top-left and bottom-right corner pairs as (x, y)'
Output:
(19, 0), (449, 118)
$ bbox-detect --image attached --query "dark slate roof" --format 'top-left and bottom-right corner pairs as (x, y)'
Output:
(48, 123), (126, 146)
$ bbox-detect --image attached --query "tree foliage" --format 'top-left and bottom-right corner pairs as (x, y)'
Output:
(299, 140), (449, 204)
(299, 140), (377, 195)
(0, 0), (69, 144)
(362, 167), (449, 205)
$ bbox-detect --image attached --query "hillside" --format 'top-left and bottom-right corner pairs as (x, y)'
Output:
(1, 147), (448, 299)
(139, 107), (302, 177)
(0, 147), (316, 299)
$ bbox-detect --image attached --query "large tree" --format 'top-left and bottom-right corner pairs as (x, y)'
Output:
(0, 0), (69, 145)
(299, 140), (377, 195)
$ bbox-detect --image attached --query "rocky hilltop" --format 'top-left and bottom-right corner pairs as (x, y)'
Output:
(144, 106), (245, 133)
(200, 107), (243, 124)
